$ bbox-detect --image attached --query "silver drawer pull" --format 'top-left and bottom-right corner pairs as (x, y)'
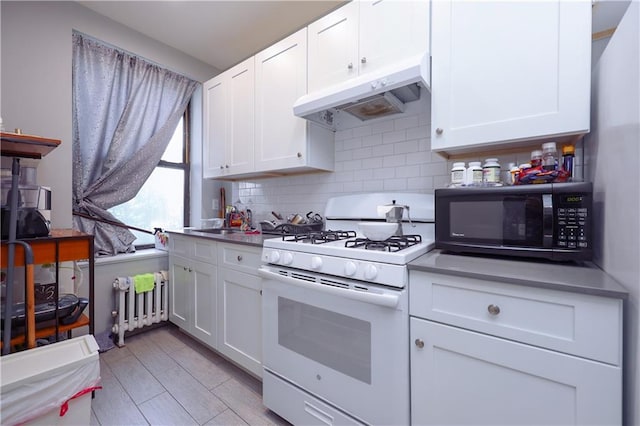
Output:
(237, 255), (243, 262)
(488, 304), (501, 315)
(415, 338), (424, 349)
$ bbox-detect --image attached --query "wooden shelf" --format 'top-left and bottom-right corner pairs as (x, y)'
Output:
(1, 230), (94, 352)
(1, 314), (90, 349)
(1, 131), (61, 158)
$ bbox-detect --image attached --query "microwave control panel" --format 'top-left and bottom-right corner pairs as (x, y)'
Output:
(555, 193), (590, 250)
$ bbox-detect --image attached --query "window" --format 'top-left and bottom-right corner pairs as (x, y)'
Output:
(109, 108), (191, 248)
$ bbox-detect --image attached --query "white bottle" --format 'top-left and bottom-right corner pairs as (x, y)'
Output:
(467, 161), (483, 186)
(482, 158), (501, 185)
(451, 162), (466, 186)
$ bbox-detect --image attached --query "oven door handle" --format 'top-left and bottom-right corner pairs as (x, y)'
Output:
(258, 267), (400, 308)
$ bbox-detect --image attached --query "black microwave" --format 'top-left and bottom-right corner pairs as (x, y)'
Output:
(435, 182), (593, 261)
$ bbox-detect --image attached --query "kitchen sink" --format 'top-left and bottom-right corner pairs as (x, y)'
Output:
(191, 228), (243, 235)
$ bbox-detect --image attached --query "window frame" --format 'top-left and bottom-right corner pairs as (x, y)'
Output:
(133, 105), (191, 249)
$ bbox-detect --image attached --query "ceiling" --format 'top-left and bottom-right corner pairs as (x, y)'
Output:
(78, 1), (346, 72)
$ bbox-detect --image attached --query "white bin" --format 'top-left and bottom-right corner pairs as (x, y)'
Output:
(1, 335), (101, 426)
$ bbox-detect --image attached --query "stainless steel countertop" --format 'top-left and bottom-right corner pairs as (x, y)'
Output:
(409, 250), (629, 299)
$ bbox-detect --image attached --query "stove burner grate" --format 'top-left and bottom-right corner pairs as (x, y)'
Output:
(345, 235), (422, 252)
(282, 230), (357, 244)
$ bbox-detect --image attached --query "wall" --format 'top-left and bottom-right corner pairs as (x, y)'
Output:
(0, 1), (217, 338)
(0, 1), (218, 229)
(586, 2), (640, 424)
(234, 95), (582, 222)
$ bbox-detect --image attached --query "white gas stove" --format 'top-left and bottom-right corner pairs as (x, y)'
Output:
(260, 192), (435, 426)
(261, 192), (435, 288)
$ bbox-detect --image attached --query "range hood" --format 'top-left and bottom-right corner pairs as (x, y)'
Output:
(293, 52), (430, 129)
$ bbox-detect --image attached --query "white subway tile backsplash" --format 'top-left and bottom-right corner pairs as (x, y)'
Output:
(231, 95), (567, 222)
(382, 154), (408, 168)
(397, 165), (421, 178)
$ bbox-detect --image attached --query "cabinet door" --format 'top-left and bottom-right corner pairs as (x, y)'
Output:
(430, 0), (591, 154)
(168, 255), (191, 330)
(217, 268), (262, 377)
(190, 259), (217, 347)
(358, 0), (429, 76)
(226, 58), (255, 175)
(307, 1), (359, 92)
(203, 75), (227, 178)
(254, 28), (309, 172)
(410, 318), (622, 426)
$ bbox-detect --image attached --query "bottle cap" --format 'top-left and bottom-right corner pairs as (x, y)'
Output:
(468, 161), (482, 167)
(531, 150), (542, 158)
(452, 162), (466, 168)
(542, 142), (557, 152)
(562, 145), (575, 155)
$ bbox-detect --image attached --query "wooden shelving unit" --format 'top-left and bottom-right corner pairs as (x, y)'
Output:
(2, 132), (94, 353)
(1, 230), (95, 351)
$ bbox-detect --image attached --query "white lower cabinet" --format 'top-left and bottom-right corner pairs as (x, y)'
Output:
(217, 268), (262, 377)
(410, 318), (621, 425)
(217, 243), (262, 377)
(409, 271), (623, 425)
(169, 235), (218, 347)
(168, 234), (263, 377)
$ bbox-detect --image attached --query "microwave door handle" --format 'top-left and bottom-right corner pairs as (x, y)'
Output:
(542, 194), (553, 248)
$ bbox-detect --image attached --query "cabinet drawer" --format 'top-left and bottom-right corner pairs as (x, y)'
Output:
(169, 234), (192, 258)
(263, 371), (365, 426)
(169, 234), (217, 264)
(218, 243), (261, 275)
(409, 271), (622, 365)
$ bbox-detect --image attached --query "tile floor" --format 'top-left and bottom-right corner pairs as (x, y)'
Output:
(92, 324), (290, 425)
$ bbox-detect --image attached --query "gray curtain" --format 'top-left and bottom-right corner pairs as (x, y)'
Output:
(72, 32), (197, 256)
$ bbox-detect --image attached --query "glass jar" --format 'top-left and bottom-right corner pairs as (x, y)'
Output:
(542, 142), (558, 171)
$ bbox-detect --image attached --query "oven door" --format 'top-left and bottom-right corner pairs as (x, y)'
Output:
(259, 265), (409, 425)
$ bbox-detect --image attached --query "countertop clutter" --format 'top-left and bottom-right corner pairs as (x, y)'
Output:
(409, 250), (628, 299)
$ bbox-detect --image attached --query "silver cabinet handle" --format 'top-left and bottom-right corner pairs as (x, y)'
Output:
(237, 255), (243, 262)
(435, 128), (444, 135)
(361, 57), (367, 64)
(488, 304), (501, 315)
(219, 165), (224, 169)
(415, 338), (424, 348)
(297, 152), (302, 158)
(347, 62), (353, 70)
(188, 267), (192, 273)
(225, 164), (229, 168)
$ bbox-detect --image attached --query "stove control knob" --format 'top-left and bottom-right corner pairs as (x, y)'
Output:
(364, 264), (378, 280)
(268, 250), (281, 264)
(344, 261), (357, 277)
(311, 256), (323, 270)
(282, 252), (294, 265)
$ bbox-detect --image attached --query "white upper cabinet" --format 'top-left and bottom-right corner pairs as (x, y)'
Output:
(358, 0), (430, 75)
(308, 2), (359, 92)
(430, 0), (592, 155)
(255, 28), (334, 173)
(203, 58), (255, 178)
(308, 0), (430, 93)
